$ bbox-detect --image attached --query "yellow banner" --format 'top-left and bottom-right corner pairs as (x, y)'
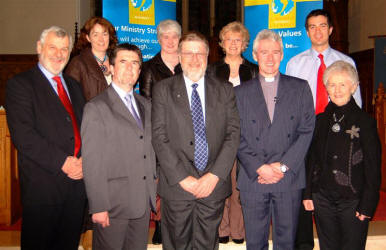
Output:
(129, 0), (155, 25)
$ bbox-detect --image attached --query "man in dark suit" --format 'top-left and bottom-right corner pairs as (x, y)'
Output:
(5, 26), (86, 250)
(235, 29), (315, 250)
(81, 43), (156, 250)
(152, 32), (240, 250)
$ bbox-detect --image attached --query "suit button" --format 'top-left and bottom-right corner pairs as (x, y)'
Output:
(190, 141), (193, 145)
(144, 155), (146, 159)
(288, 134), (290, 138)
(264, 154), (267, 157)
(333, 155), (338, 159)
(252, 120), (256, 123)
(143, 176), (146, 180)
(256, 137), (259, 141)
(290, 116), (294, 120)
(140, 135), (143, 139)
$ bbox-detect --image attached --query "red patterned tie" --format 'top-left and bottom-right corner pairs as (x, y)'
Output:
(315, 54), (328, 114)
(52, 76), (81, 156)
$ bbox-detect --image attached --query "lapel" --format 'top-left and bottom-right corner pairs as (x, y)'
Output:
(63, 74), (83, 125)
(33, 66), (71, 118)
(134, 92), (146, 129)
(248, 77), (271, 124)
(83, 48), (108, 84)
(271, 73), (288, 124)
(106, 86), (143, 132)
(171, 74), (193, 123)
(204, 76), (219, 160)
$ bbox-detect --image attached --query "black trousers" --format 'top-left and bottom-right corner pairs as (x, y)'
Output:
(313, 192), (369, 250)
(294, 201), (314, 250)
(21, 192), (86, 250)
(161, 198), (225, 250)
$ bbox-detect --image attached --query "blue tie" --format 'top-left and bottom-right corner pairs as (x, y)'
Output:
(191, 83), (208, 171)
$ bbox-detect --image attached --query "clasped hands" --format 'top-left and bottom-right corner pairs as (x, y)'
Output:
(179, 173), (219, 199)
(61, 156), (83, 180)
(257, 162), (284, 184)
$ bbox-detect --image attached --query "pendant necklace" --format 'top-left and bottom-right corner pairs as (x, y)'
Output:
(94, 54), (108, 73)
(332, 113), (344, 133)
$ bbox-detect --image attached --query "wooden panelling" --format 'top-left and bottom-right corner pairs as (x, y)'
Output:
(0, 54), (37, 106)
(0, 109), (21, 225)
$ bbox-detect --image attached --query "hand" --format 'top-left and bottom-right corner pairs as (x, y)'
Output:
(61, 156), (83, 180)
(256, 164), (283, 184)
(356, 211), (370, 221)
(179, 176), (198, 194)
(303, 200), (314, 211)
(193, 173), (220, 199)
(92, 211), (110, 228)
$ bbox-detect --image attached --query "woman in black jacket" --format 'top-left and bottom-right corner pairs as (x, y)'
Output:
(207, 21), (258, 87)
(303, 60), (381, 250)
(139, 19), (182, 100)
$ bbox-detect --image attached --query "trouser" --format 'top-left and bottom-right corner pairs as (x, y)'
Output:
(313, 192), (369, 250)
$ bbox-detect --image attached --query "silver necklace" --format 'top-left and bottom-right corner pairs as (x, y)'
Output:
(332, 113), (344, 133)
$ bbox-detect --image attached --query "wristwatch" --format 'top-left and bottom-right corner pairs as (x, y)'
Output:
(280, 163), (288, 173)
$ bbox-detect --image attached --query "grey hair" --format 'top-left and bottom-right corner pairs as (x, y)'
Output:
(252, 29), (283, 53)
(157, 19), (182, 41)
(39, 26), (73, 51)
(323, 60), (359, 87)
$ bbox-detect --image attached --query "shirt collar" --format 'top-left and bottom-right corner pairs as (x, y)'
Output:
(311, 46), (332, 60)
(38, 62), (63, 80)
(183, 74), (205, 87)
(111, 82), (133, 99)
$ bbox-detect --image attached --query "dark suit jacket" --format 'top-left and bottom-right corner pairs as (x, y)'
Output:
(81, 86), (156, 219)
(139, 52), (182, 100)
(235, 74), (315, 193)
(151, 73), (240, 201)
(65, 48), (109, 101)
(207, 57), (259, 83)
(5, 65), (86, 206)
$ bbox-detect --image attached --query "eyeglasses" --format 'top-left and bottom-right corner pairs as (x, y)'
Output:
(180, 52), (207, 59)
(224, 38), (243, 44)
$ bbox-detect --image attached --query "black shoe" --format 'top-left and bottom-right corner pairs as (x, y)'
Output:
(152, 221), (162, 245)
(219, 236), (229, 244)
(232, 238), (244, 244)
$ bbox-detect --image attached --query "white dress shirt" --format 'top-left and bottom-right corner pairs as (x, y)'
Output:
(183, 75), (206, 122)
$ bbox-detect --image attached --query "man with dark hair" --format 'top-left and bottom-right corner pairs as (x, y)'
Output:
(286, 9), (362, 250)
(82, 43), (156, 249)
(6, 26), (86, 249)
(152, 32), (240, 249)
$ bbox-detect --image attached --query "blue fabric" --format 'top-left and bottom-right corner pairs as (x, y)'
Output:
(191, 83), (208, 171)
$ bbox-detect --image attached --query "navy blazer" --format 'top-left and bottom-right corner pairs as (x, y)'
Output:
(235, 73), (315, 193)
(5, 66), (86, 206)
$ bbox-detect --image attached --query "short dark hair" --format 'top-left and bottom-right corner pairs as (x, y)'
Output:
(305, 9), (332, 30)
(109, 43), (143, 67)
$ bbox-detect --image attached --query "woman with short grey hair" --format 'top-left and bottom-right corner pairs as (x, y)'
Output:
(139, 19), (182, 101)
(303, 60), (381, 250)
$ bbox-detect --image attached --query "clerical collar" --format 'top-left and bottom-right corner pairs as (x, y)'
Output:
(259, 73), (279, 83)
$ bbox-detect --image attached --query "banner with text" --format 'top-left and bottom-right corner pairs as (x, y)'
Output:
(243, 0), (323, 73)
(103, 0), (176, 91)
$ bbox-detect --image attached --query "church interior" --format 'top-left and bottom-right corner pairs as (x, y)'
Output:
(0, 0), (385, 249)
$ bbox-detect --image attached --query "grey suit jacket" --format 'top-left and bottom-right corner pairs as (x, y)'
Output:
(81, 86), (156, 219)
(152, 73), (240, 201)
(235, 74), (315, 193)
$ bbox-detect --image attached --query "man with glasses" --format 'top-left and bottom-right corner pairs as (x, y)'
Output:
(152, 32), (240, 250)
